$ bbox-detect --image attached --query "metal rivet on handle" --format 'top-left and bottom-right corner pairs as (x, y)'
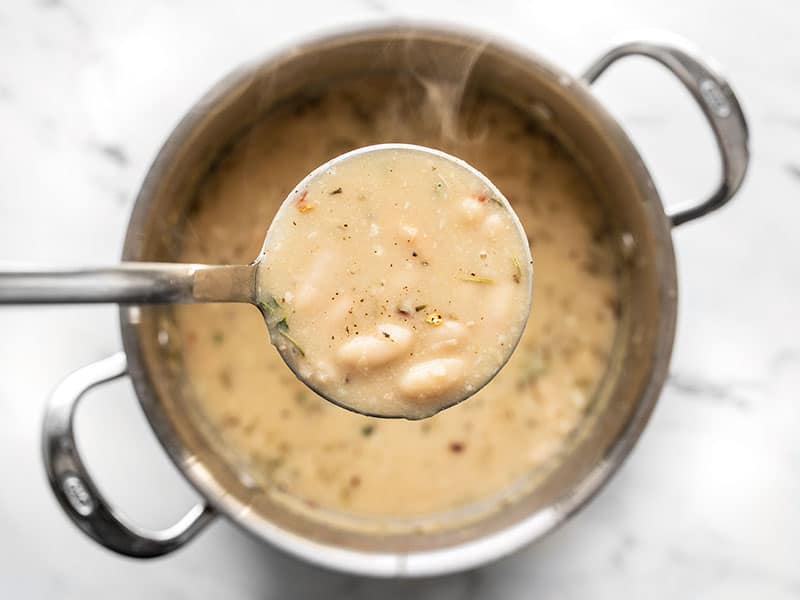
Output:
(699, 79), (731, 118)
(62, 474), (95, 516)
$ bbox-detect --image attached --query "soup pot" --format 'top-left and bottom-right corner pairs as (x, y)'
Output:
(42, 25), (748, 576)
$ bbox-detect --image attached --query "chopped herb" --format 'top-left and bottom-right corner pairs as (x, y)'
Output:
(259, 295), (282, 315)
(279, 329), (305, 357)
(211, 331), (225, 345)
(263, 455), (285, 476)
(361, 424), (375, 437)
(414, 304), (427, 312)
(460, 274), (495, 284)
(330, 187), (343, 195)
(259, 296), (292, 334)
(521, 351), (548, 386)
(512, 256), (522, 284)
(425, 312), (443, 326)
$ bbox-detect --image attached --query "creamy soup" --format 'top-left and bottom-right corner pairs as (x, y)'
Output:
(174, 77), (619, 522)
(258, 145), (532, 419)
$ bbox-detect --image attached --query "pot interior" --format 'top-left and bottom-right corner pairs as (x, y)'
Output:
(121, 27), (676, 555)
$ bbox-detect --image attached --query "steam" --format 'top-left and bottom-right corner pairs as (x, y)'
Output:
(403, 37), (490, 144)
(364, 35), (492, 147)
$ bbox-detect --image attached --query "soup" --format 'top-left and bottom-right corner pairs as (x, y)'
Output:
(258, 145), (532, 418)
(174, 77), (619, 520)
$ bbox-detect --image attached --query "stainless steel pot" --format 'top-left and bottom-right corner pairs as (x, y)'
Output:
(42, 25), (748, 577)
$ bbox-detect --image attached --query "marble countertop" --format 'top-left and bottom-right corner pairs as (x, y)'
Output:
(1, 1), (798, 598)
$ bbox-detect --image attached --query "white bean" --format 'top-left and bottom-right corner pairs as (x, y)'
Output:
(399, 358), (464, 400)
(428, 320), (468, 352)
(487, 282), (514, 327)
(482, 212), (506, 237)
(293, 250), (336, 310)
(336, 324), (413, 370)
(327, 295), (353, 328)
(459, 197), (483, 224)
(299, 359), (340, 386)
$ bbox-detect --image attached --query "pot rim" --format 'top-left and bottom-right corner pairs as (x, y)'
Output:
(120, 21), (677, 577)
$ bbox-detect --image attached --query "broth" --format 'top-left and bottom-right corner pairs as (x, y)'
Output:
(174, 77), (619, 518)
(258, 145), (532, 418)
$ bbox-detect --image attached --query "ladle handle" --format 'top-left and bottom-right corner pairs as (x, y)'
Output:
(0, 262), (256, 304)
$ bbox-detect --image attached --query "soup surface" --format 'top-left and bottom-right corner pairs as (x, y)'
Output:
(258, 145), (532, 418)
(174, 77), (620, 521)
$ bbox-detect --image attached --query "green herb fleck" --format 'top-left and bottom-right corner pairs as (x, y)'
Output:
(361, 424), (375, 437)
(522, 351), (548, 386)
(258, 295), (282, 316)
(460, 273), (495, 284)
(512, 256), (522, 284)
(211, 331), (225, 345)
(279, 329), (305, 357)
(414, 304), (427, 312)
(263, 455), (285, 477)
(330, 187), (343, 195)
(259, 295), (291, 332)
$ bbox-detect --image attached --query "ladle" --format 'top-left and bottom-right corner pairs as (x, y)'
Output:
(0, 144), (532, 418)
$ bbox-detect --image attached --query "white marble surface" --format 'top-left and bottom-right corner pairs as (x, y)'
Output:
(1, 0), (798, 597)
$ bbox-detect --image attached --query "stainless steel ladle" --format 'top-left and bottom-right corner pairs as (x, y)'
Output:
(0, 144), (532, 418)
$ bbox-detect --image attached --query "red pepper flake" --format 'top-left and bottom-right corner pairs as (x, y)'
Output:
(476, 194), (487, 203)
(295, 190), (308, 205)
(449, 441), (465, 454)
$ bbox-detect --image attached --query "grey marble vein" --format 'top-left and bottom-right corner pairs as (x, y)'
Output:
(785, 163), (800, 181)
(666, 372), (754, 409)
(89, 142), (130, 168)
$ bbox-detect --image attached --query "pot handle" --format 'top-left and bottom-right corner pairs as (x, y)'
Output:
(582, 38), (749, 226)
(42, 352), (215, 558)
